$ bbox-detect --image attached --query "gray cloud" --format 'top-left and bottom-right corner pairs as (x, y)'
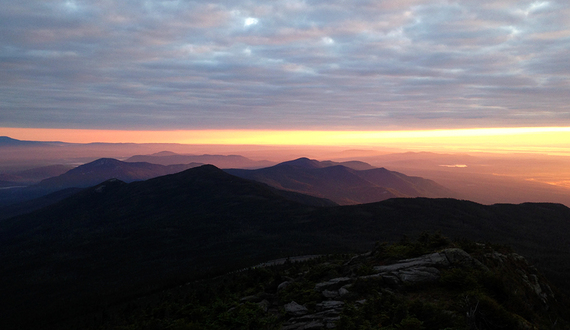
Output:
(1, 0), (570, 130)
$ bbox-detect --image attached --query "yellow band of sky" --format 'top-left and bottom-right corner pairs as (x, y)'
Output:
(2, 127), (570, 154)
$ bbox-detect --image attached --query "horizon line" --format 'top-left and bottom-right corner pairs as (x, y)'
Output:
(2, 127), (570, 156)
(3, 126), (570, 142)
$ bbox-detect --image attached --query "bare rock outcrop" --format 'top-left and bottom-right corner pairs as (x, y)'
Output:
(237, 244), (564, 329)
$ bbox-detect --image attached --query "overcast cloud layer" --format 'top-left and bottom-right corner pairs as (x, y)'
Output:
(1, 0), (570, 130)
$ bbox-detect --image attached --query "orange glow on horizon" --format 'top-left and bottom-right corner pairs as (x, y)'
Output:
(2, 127), (570, 155)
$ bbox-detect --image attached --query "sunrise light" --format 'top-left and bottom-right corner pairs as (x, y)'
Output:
(3, 126), (570, 155)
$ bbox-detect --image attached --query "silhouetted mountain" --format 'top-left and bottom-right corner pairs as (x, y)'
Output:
(0, 165), (334, 328)
(0, 136), (60, 146)
(276, 157), (325, 168)
(126, 152), (274, 169)
(2, 165), (570, 329)
(226, 158), (453, 204)
(277, 157), (376, 171)
(36, 158), (202, 190)
(0, 159), (202, 208)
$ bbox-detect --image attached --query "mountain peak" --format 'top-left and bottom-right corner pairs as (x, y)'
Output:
(0, 136), (20, 142)
(0, 136), (65, 146)
(0, 136), (35, 146)
(36, 158), (200, 190)
(276, 157), (324, 169)
(88, 158), (124, 166)
(181, 163), (223, 174)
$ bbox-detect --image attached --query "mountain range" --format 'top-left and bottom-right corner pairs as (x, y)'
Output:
(126, 151), (274, 168)
(2, 164), (570, 328)
(0, 158), (202, 211)
(0, 136), (64, 146)
(36, 158), (202, 190)
(0, 156), (452, 216)
(226, 157), (454, 204)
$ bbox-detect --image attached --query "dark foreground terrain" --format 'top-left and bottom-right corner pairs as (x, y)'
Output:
(1, 165), (570, 329)
(68, 234), (568, 329)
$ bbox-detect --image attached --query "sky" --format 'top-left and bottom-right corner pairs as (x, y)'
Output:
(1, 1), (570, 141)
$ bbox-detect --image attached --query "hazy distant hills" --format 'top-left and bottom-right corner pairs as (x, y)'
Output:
(226, 157), (454, 204)
(0, 158), (202, 211)
(0, 136), (64, 146)
(0, 155), (449, 217)
(2, 164), (570, 328)
(126, 151), (274, 169)
(35, 158), (202, 190)
(4, 135), (569, 206)
(0, 164), (73, 186)
(0, 137), (279, 173)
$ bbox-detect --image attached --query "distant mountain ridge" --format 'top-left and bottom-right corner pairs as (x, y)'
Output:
(275, 157), (375, 170)
(36, 158), (202, 190)
(0, 136), (63, 146)
(226, 157), (454, 204)
(126, 152), (274, 169)
(0, 158), (203, 209)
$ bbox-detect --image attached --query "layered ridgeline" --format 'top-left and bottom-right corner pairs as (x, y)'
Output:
(36, 158), (203, 190)
(0, 158), (202, 214)
(226, 157), (454, 204)
(2, 165), (570, 328)
(0, 156), (452, 217)
(126, 151), (274, 169)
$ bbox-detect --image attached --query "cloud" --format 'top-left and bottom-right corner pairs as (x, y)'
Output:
(1, 0), (569, 130)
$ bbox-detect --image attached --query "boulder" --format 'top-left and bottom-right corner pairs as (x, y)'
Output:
(322, 289), (339, 299)
(284, 301), (308, 316)
(316, 300), (344, 311)
(398, 266), (440, 283)
(373, 252), (449, 273)
(278, 280), (292, 291)
(444, 248), (489, 271)
(315, 277), (352, 291)
(373, 248), (488, 284)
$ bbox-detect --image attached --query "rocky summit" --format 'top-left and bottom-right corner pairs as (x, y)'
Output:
(80, 233), (569, 330)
